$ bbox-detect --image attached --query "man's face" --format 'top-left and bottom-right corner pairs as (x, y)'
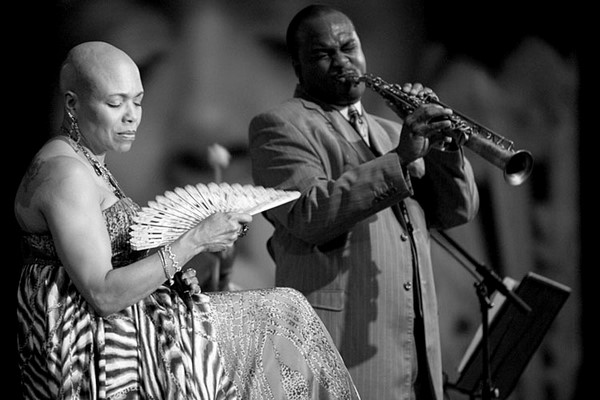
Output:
(295, 11), (366, 106)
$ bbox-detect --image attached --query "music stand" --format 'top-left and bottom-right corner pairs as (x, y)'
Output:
(431, 230), (571, 400)
(451, 271), (571, 399)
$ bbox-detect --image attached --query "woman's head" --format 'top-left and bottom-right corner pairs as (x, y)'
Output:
(60, 41), (144, 155)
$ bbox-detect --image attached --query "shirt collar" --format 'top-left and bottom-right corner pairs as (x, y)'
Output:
(336, 101), (363, 120)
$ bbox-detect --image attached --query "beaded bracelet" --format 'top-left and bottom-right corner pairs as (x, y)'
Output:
(158, 244), (181, 285)
(164, 244), (181, 276)
(157, 247), (173, 285)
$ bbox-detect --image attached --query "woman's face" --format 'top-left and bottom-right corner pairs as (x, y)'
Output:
(74, 59), (144, 155)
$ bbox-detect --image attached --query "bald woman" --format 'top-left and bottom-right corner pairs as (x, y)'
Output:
(15, 41), (359, 400)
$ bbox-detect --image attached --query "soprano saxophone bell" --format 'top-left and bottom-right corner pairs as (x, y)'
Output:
(357, 74), (534, 186)
(505, 150), (534, 186)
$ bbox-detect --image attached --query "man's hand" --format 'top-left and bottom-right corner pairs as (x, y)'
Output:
(395, 83), (454, 165)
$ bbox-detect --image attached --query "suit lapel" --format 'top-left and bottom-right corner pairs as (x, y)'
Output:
(299, 99), (375, 162)
(362, 113), (406, 223)
(298, 97), (405, 224)
(364, 113), (394, 156)
(329, 110), (375, 160)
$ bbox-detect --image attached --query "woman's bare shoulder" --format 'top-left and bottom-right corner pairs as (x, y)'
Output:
(15, 137), (93, 231)
(23, 137), (88, 187)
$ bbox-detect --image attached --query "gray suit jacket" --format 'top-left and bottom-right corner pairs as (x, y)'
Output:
(249, 89), (479, 400)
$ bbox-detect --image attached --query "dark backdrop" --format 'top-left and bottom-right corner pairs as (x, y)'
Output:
(8, 2), (590, 399)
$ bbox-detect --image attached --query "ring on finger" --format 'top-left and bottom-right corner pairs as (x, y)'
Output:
(238, 223), (249, 238)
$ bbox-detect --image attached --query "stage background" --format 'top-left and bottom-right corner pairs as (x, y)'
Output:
(9, 1), (591, 399)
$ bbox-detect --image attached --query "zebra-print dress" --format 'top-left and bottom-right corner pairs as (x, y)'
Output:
(16, 197), (360, 400)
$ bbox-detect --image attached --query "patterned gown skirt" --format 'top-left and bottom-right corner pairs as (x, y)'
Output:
(17, 261), (360, 399)
(17, 198), (360, 399)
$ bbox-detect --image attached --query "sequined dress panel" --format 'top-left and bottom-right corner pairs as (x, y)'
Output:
(16, 197), (360, 400)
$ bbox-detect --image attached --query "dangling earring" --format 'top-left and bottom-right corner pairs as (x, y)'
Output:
(66, 110), (81, 144)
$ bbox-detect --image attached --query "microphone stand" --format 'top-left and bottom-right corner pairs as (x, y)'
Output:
(432, 229), (531, 400)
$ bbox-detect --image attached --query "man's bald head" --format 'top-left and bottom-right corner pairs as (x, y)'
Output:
(59, 41), (141, 100)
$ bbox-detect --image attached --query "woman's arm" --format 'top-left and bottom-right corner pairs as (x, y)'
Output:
(41, 156), (250, 316)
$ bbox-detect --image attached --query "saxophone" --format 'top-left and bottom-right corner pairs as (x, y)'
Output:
(349, 73), (534, 186)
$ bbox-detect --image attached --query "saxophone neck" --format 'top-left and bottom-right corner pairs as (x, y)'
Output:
(357, 72), (535, 186)
(357, 74), (422, 118)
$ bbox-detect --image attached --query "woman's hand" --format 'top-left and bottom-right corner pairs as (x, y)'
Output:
(173, 267), (202, 297)
(188, 211), (253, 253)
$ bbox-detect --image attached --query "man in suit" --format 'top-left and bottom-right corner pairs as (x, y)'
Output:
(249, 4), (479, 400)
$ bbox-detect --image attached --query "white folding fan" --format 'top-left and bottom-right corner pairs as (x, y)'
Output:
(129, 182), (300, 250)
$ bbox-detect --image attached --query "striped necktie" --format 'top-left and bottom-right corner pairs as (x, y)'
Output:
(348, 106), (369, 145)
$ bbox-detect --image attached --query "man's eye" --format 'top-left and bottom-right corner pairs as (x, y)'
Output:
(310, 52), (329, 61)
(108, 103), (122, 108)
(342, 44), (357, 53)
